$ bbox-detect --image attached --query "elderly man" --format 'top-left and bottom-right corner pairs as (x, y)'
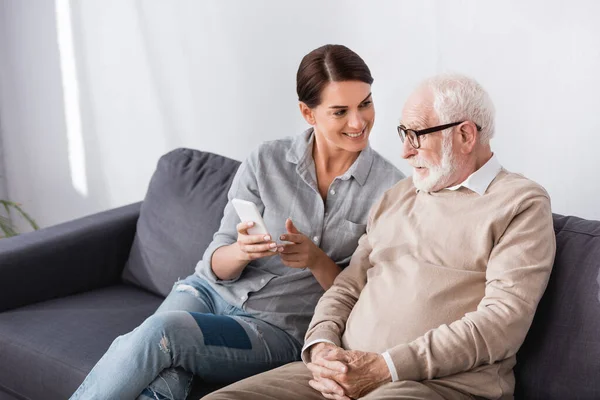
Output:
(203, 74), (556, 400)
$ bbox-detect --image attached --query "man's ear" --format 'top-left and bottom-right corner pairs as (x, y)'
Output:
(299, 102), (316, 125)
(459, 121), (478, 153)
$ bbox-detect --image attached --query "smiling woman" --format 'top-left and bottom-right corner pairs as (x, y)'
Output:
(69, 43), (405, 400)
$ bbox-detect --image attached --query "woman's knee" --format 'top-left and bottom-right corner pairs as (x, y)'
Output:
(131, 311), (193, 345)
(110, 312), (194, 357)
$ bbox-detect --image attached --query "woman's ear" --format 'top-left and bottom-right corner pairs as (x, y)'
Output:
(299, 102), (316, 125)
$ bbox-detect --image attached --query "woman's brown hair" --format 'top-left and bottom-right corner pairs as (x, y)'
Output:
(296, 44), (373, 108)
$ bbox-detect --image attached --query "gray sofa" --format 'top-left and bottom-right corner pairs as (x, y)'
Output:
(0, 148), (598, 400)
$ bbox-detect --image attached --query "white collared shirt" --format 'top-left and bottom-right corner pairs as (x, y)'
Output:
(445, 154), (502, 196)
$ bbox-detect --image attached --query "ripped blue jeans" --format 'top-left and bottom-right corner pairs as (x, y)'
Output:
(70, 275), (301, 400)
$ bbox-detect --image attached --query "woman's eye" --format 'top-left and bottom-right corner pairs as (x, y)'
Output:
(333, 109), (347, 117)
(359, 101), (372, 108)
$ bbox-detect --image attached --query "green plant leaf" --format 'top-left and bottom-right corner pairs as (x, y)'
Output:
(9, 202), (39, 230)
(0, 199), (39, 234)
(0, 200), (10, 217)
(0, 214), (18, 237)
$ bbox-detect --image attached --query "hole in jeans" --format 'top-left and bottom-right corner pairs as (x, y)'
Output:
(159, 335), (170, 354)
(175, 284), (201, 299)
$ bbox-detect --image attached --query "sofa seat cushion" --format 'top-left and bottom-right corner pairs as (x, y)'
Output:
(122, 148), (241, 297)
(0, 284), (162, 400)
(515, 213), (600, 399)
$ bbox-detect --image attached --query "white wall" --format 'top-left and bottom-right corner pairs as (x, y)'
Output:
(0, 127), (7, 204)
(1, 0), (600, 232)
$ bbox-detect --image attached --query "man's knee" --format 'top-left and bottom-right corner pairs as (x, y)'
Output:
(203, 362), (317, 400)
(361, 380), (472, 400)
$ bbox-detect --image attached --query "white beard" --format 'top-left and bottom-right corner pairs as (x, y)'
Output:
(411, 133), (459, 192)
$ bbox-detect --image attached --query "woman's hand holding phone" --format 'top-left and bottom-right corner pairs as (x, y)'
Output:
(228, 200), (339, 289)
(235, 221), (281, 261)
(231, 199), (280, 261)
(230, 199), (325, 268)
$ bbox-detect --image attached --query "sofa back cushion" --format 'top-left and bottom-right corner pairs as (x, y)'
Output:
(514, 213), (600, 399)
(122, 148), (240, 297)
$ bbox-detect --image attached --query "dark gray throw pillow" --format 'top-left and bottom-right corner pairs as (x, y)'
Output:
(122, 148), (240, 297)
(515, 213), (600, 399)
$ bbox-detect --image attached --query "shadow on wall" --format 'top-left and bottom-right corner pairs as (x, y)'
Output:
(0, 0), (110, 231)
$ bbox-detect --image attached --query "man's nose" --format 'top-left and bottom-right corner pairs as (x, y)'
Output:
(401, 137), (417, 159)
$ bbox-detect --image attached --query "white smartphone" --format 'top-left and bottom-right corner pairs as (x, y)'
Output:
(231, 199), (270, 236)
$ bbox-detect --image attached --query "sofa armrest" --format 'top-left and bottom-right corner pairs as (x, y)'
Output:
(0, 202), (141, 312)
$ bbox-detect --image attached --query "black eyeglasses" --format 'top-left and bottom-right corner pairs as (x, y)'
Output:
(397, 121), (482, 149)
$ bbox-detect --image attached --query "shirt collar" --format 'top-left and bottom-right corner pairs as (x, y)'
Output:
(285, 128), (313, 165)
(446, 153), (502, 195)
(286, 128), (374, 186)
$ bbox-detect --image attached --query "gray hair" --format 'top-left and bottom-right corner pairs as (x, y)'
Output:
(423, 73), (495, 144)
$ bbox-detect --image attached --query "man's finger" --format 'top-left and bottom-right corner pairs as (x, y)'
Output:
(322, 348), (350, 363)
(307, 362), (342, 379)
(320, 391), (350, 400)
(309, 343), (338, 363)
(308, 378), (346, 398)
(311, 357), (348, 374)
